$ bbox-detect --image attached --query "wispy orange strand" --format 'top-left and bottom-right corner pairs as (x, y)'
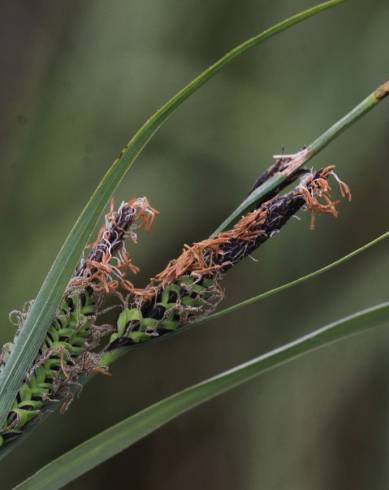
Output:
(70, 197), (158, 294)
(105, 165), (352, 353)
(151, 166), (351, 289)
(75, 166), (349, 309)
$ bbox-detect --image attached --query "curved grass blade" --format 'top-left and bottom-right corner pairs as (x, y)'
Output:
(14, 302), (389, 490)
(0, 0), (344, 429)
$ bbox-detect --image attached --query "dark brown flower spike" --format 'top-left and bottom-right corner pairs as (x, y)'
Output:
(108, 166), (351, 349)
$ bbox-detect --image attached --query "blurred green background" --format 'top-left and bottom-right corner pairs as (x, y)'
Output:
(1, 1), (389, 488)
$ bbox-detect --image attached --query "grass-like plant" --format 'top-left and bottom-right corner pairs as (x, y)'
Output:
(1, 1), (389, 488)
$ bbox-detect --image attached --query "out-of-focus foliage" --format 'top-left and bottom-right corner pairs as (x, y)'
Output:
(0, 1), (388, 489)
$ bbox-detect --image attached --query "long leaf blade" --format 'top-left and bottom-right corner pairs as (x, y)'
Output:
(0, 0), (345, 428)
(14, 302), (389, 490)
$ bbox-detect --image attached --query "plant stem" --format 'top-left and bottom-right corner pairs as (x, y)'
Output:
(310, 80), (389, 154)
(212, 79), (389, 236)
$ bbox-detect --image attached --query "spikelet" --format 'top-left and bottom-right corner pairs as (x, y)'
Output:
(108, 167), (351, 350)
(0, 197), (158, 446)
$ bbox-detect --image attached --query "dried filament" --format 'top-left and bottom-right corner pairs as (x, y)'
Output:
(108, 166), (351, 349)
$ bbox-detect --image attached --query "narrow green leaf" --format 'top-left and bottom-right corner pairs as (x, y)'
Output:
(14, 302), (389, 490)
(0, 0), (344, 428)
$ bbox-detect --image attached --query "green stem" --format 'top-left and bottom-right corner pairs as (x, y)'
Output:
(309, 82), (389, 154)
(14, 302), (389, 490)
(212, 79), (389, 236)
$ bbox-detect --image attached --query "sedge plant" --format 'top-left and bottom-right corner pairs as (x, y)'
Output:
(1, 1), (389, 488)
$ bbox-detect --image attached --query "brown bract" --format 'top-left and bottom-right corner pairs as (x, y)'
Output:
(297, 165), (351, 229)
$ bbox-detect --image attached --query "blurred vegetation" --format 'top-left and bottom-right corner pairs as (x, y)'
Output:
(0, 1), (388, 488)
